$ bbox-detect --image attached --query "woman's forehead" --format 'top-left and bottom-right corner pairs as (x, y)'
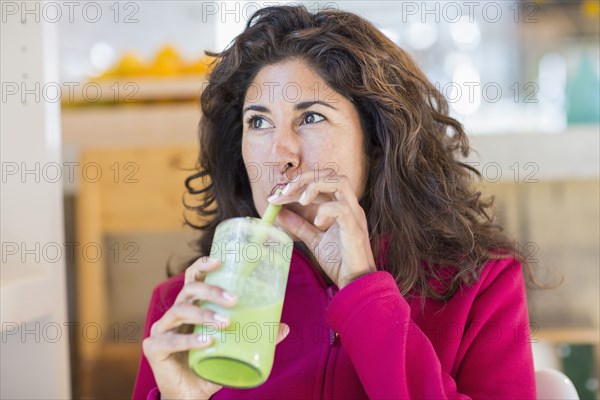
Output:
(243, 60), (343, 106)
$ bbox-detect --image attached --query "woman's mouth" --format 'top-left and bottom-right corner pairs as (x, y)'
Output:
(270, 182), (289, 197)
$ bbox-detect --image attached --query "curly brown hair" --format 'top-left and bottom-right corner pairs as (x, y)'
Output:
(178, 4), (543, 302)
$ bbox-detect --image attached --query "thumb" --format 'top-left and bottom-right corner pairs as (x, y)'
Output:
(276, 323), (290, 345)
(275, 208), (319, 245)
(274, 208), (302, 239)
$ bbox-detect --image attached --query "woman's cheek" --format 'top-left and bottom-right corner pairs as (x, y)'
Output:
(241, 149), (263, 214)
(301, 141), (323, 164)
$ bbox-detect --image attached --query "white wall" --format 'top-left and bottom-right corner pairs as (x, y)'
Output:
(1, 4), (71, 399)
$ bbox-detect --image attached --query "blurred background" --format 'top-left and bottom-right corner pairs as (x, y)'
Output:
(1, 0), (599, 399)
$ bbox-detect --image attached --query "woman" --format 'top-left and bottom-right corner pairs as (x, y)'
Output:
(133, 5), (537, 399)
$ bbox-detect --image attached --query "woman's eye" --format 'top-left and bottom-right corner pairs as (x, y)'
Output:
(301, 112), (325, 125)
(245, 113), (324, 130)
(245, 116), (273, 130)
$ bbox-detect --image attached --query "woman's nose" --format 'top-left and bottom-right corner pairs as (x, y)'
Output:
(271, 126), (301, 175)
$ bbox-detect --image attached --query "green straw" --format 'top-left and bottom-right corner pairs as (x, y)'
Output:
(239, 188), (283, 277)
(262, 188), (283, 224)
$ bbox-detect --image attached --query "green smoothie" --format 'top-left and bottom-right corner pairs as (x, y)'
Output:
(187, 214), (292, 388)
(188, 299), (285, 388)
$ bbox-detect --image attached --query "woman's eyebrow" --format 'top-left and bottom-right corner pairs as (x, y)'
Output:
(243, 100), (337, 115)
(243, 105), (271, 115)
(295, 100), (337, 111)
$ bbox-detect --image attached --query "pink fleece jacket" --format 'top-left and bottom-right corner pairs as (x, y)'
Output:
(133, 243), (536, 399)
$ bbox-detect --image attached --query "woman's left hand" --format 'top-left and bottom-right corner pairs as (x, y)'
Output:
(268, 169), (377, 290)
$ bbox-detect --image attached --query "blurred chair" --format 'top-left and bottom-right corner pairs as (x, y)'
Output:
(536, 368), (579, 399)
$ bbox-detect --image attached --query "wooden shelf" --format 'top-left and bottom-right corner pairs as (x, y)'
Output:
(61, 77), (207, 105)
(62, 102), (200, 148)
(536, 328), (600, 344)
(464, 126), (600, 181)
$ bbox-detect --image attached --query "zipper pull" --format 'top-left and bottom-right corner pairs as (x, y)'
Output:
(326, 285), (339, 346)
(326, 285), (338, 299)
(329, 329), (339, 346)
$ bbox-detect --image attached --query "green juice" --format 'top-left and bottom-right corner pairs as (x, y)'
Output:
(188, 216), (292, 389)
(189, 299), (285, 388)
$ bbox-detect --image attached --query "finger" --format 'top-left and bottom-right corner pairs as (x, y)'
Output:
(298, 178), (363, 221)
(301, 176), (358, 204)
(184, 257), (222, 284)
(143, 332), (214, 361)
(151, 301), (231, 336)
(276, 323), (290, 345)
(314, 202), (375, 270)
(307, 176), (367, 234)
(174, 281), (238, 306)
(269, 169), (341, 205)
(275, 171), (369, 236)
(272, 173), (369, 232)
(305, 183), (367, 234)
(275, 208), (321, 251)
(313, 201), (362, 233)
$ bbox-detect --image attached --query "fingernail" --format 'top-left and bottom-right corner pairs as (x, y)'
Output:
(197, 334), (212, 344)
(202, 256), (218, 264)
(281, 182), (292, 194)
(299, 191), (307, 204)
(213, 313), (229, 325)
(222, 291), (237, 302)
(283, 324), (290, 337)
(267, 193), (279, 203)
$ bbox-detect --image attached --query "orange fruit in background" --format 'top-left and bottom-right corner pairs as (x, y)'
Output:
(582, 0), (600, 17)
(92, 46), (215, 80)
(96, 52), (147, 79)
(182, 54), (216, 75)
(148, 45), (182, 77)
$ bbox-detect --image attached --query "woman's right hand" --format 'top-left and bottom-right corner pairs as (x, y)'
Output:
(142, 257), (291, 400)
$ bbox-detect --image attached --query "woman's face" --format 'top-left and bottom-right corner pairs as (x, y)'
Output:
(241, 58), (368, 229)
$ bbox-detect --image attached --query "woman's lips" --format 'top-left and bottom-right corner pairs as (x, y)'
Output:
(269, 182), (288, 197)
